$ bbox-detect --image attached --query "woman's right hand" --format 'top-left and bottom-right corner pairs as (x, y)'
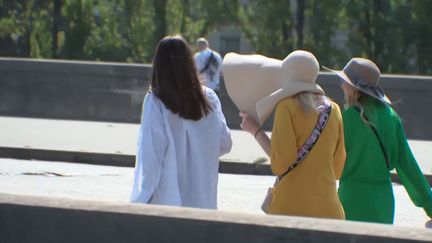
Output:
(239, 111), (260, 135)
(239, 111), (271, 156)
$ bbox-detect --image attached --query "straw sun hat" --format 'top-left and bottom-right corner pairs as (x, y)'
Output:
(222, 50), (324, 125)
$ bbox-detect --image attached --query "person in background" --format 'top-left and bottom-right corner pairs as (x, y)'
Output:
(130, 35), (232, 209)
(323, 58), (432, 224)
(194, 37), (223, 92)
(240, 50), (346, 219)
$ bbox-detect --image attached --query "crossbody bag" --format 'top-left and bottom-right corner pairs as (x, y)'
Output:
(261, 99), (332, 213)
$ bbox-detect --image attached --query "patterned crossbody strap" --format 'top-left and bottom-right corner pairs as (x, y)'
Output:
(278, 99), (332, 180)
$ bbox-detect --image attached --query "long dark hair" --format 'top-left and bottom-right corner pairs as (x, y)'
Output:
(151, 35), (212, 120)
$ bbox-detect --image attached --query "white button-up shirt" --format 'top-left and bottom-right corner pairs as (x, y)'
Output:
(130, 87), (232, 209)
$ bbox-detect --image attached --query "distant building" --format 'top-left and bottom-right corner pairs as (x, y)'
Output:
(206, 25), (254, 58)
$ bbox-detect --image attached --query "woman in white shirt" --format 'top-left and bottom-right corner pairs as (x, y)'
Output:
(130, 35), (232, 209)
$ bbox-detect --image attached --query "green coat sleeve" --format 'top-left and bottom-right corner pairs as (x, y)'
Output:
(395, 117), (432, 218)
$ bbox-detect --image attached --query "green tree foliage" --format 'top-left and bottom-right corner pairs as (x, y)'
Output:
(61, 0), (156, 62)
(121, 0), (155, 62)
(412, 0), (432, 74)
(165, 0), (238, 45)
(0, 0), (52, 57)
(153, 0), (167, 45)
(0, 0), (431, 74)
(237, 0), (345, 66)
(342, 0), (416, 73)
(302, 0), (345, 67)
(237, 0), (432, 74)
(61, 0), (93, 59)
(238, 0), (294, 59)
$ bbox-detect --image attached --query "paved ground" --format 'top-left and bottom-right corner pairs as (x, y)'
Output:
(0, 116), (431, 173)
(1, 116), (431, 229)
(0, 158), (429, 229)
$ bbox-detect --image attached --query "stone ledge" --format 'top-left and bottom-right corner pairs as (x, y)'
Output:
(0, 193), (430, 243)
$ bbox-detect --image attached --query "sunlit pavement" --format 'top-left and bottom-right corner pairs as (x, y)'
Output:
(0, 158), (429, 229)
(1, 116), (431, 175)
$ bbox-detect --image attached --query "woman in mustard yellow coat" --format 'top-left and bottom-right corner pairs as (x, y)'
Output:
(239, 50), (346, 219)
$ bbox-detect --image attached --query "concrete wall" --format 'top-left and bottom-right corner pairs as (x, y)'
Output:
(0, 193), (430, 243)
(1, 58), (432, 139)
(0, 58), (150, 123)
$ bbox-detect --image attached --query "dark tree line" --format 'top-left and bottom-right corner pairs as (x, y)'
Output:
(1, 0), (431, 74)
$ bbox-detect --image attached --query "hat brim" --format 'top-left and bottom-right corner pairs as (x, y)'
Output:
(256, 82), (324, 125)
(223, 53), (283, 124)
(223, 52), (325, 126)
(322, 66), (391, 105)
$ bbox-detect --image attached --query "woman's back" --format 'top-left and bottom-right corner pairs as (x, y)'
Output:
(131, 35), (232, 209)
(340, 96), (398, 182)
(339, 96), (432, 223)
(339, 96), (397, 223)
(268, 97), (345, 219)
(131, 87), (232, 209)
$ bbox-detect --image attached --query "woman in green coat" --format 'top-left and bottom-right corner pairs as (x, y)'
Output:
(324, 58), (432, 224)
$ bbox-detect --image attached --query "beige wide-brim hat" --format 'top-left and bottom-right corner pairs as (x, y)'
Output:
(223, 51), (324, 125)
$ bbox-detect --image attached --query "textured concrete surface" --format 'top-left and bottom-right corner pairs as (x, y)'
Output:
(0, 158), (430, 229)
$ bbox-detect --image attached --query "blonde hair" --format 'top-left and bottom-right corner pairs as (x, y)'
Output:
(296, 92), (326, 113)
(343, 84), (372, 125)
